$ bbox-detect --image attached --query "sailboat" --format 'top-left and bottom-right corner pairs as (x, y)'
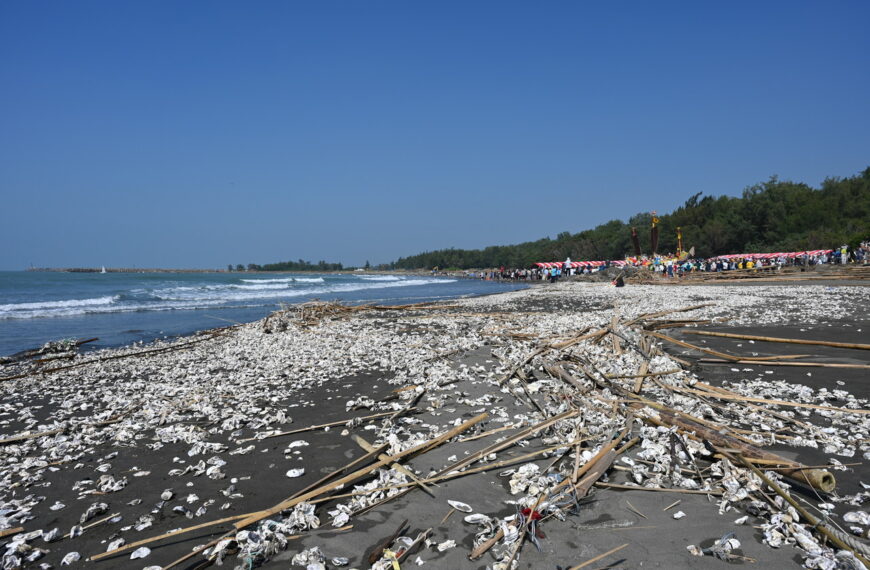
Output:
(100, 266), (107, 274)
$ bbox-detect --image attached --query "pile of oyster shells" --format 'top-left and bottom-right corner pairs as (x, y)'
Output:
(0, 281), (868, 568)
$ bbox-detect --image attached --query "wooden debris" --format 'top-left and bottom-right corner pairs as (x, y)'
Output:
(351, 434), (435, 496)
(0, 527), (23, 539)
(685, 330), (870, 350)
(699, 358), (870, 370)
(635, 404), (836, 492)
(367, 519), (409, 564)
(237, 410), (402, 443)
(663, 500), (681, 511)
(569, 543), (629, 569)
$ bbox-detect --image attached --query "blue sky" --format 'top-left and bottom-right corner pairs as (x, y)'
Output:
(1, 1), (868, 269)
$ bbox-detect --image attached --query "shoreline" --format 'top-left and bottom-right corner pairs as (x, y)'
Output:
(1, 281), (868, 569)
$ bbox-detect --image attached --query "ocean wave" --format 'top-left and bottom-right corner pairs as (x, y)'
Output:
(240, 276), (325, 284)
(358, 275), (401, 281)
(234, 283), (290, 290)
(0, 295), (118, 313)
(0, 278), (457, 319)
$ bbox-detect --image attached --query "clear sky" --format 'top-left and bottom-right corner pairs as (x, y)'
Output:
(2, 1), (868, 269)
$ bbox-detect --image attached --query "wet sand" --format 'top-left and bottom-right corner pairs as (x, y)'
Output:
(0, 282), (868, 569)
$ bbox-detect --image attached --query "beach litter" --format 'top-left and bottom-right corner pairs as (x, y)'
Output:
(0, 282), (868, 568)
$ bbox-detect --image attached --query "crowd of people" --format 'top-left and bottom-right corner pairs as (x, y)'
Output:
(460, 242), (870, 282)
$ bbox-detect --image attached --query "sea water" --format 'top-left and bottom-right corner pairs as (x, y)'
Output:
(0, 271), (525, 356)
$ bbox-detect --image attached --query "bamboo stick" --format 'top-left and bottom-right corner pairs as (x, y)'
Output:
(0, 527), (23, 539)
(699, 358), (870, 370)
(635, 404), (836, 492)
(569, 543), (630, 569)
(0, 428), (65, 445)
(623, 303), (716, 326)
(96, 414), (486, 562)
(734, 454), (870, 567)
(351, 434), (434, 496)
(438, 410), (579, 477)
(89, 514), (249, 561)
(594, 482), (724, 495)
(233, 412), (487, 530)
(673, 385), (870, 415)
(645, 331), (809, 362)
(311, 439), (590, 507)
(685, 330), (870, 350)
(237, 410), (402, 443)
(457, 422), (521, 443)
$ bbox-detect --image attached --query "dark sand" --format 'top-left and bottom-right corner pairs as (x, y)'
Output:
(1, 281), (868, 569)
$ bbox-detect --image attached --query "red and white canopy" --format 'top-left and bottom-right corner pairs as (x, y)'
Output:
(535, 260), (609, 268)
(712, 249), (833, 261)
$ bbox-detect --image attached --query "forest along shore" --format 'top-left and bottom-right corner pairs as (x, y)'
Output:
(0, 282), (869, 569)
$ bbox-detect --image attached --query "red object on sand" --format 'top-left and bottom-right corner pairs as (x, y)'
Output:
(521, 508), (543, 521)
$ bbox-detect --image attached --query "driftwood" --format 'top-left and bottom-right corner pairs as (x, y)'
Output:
(287, 440), (388, 502)
(237, 410), (403, 443)
(351, 434), (434, 496)
(623, 303), (716, 326)
(569, 543), (629, 569)
(732, 453), (870, 567)
(645, 331), (810, 362)
(232, 412), (487, 531)
(0, 337), (98, 365)
(0, 331), (227, 383)
(635, 404), (835, 492)
(94, 413), (486, 561)
(671, 385), (870, 416)
(686, 330), (870, 350)
(367, 519), (409, 564)
(699, 358), (870, 370)
(0, 527), (23, 539)
(594, 482), (724, 495)
(0, 427), (65, 446)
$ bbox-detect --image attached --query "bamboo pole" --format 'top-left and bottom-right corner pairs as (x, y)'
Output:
(623, 303), (716, 326)
(0, 527), (23, 539)
(569, 543), (629, 569)
(237, 410), (402, 443)
(351, 434), (434, 496)
(644, 331), (810, 362)
(733, 454), (870, 567)
(672, 385), (870, 416)
(594, 482), (724, 495)
(233, 412), (487, 530)
(89, 514), (249, 561)
(685, 330), (870, 350)
(699, 358), (870, 370)
(635, 404), (836, 492)
(95, 413), (486, 562)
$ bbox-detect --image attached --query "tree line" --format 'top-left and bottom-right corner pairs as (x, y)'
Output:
(228, 259), (344, 272)
(393, 167), (870, 270)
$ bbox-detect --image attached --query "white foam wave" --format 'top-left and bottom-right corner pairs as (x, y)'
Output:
(358, 275), (401, 281)
(235, 283), (290, 290)
(0, 278), (457, 319)
(240, 278), (295, 284)
(293, 277), (325, 283)
(0, 295), (118, 312)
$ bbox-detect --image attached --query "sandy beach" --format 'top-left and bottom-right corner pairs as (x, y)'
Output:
(1, 281), (869, 569)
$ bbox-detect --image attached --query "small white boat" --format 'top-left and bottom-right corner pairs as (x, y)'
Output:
(100, 266), (107, 274)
